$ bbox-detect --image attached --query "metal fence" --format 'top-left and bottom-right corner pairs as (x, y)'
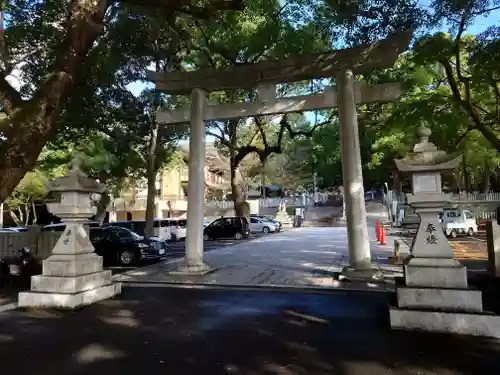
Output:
(205, 195), (336, 210)
(0, 230), (60, 259)
(383, 190), (500, 226)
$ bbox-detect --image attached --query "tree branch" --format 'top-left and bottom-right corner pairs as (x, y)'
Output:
(253, 117), (269, 148)
(194, 20), (238, 64)
(0, 76), (23, 116)
(439, 58), (500, 152)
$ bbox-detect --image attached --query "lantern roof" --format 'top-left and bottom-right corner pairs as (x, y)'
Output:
(47, 158), (106, 194)
(394, 124), (462, 173)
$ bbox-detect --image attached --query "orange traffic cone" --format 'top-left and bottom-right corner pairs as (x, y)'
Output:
(379, 227), (387, 245)
(375, 220), (381, 241)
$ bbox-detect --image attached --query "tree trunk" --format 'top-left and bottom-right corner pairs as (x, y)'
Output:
(261, 163), (266, 199)
(463, 164), (472, 192)
(481, 167), (491, 193)
(24, 202), (30, 226)
(230, 160), (245, 216)
(94, 191), (111, 224)
(31, 201), (37, 225)
(145, 117), (160, 238)
(10, 210), (20, 227)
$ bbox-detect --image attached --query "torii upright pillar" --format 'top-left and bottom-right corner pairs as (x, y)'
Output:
(337, 70), (383, 281)
(170, 88), (212, 275)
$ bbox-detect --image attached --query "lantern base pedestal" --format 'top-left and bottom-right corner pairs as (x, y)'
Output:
(404, 257), (468, 289)
(390, 286), (500, 339)
(390, 257), (500, 339)
(18, 283), (121, 309)
(18, 253), (121, 309)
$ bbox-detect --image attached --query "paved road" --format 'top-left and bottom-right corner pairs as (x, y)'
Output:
(114, 226), (401, 288)
(1, 287), (499, 375)
(108, 234), (267, 275)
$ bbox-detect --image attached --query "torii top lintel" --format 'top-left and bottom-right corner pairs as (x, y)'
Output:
(147, 30), (412, 95)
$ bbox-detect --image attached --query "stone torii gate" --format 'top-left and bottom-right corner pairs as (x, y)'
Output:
(149, 31), (412, 278)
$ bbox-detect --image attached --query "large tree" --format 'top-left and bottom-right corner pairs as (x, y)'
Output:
(411, 0), (500, 151)
(0, 0), (244, 204)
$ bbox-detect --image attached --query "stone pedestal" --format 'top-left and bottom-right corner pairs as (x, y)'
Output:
(275, 204), (292, 228)
(19, 221), (121, 309)
(389, 194), (500, 338)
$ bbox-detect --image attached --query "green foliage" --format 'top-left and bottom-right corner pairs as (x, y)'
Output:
(1, 0), (500, 205)
(5, 170), (48, 225)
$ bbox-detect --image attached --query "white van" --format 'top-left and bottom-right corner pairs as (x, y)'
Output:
(165, 218), (187, 241)
(440, 208), (478, 238)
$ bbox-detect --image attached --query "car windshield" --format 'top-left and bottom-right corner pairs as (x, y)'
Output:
(108, 226), (142, 240)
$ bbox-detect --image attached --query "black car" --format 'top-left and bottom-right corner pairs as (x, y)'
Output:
(90, 226), (167, 266)
(41, 223), (167, 266)
(203, 216), (250, 240)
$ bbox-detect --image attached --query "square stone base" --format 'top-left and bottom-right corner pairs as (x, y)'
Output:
(18, 283), (121, 309)
(396, 286), (483, 313)
(31, 270), (112, 294)
(405, 263), (467, 289)
(280, 221), (293, 229)
(339, 266), (384, 281)
(390, 308), (500, 339)
(169, 263), (215, 276)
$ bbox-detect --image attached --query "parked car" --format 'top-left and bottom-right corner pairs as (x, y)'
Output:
(0, 227), (28, 233)
(203, 216), (250, 240)
(165, 218), (187, 241)
(249, 216), (278, 233)
(250, 214), (282, 231)
(42, 222), (101, 231)
(91, 226), (167, 266)
(41, 223), (167, 266)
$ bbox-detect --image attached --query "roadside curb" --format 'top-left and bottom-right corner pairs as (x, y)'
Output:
(0, 301), (18, 313)
(120, 280), (396, 294)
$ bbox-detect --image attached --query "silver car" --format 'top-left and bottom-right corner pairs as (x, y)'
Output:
(249, 217), (278, 233)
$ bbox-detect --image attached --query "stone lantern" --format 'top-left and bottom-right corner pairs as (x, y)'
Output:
(18, 159), (121, 309)
(390, 124), (500, 338)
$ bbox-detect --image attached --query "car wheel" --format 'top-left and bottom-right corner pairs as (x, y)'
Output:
(170, 234), (177, 242)
(119, 250), (135, 266)
(234, 232), (243, 240)
(203, 234), (210, 241)
(467, 227), (474, 236)
(450, 229), (457, 239)
(262, 226), (270, 233)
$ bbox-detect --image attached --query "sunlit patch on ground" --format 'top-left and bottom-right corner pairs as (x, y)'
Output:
(450, 242), (488, 260)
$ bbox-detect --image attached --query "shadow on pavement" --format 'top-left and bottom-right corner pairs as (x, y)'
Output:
(0, 287), (499, 375)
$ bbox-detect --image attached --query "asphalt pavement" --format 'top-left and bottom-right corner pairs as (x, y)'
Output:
(1, 287), (499, 375)
(108, 233), (267, 275)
